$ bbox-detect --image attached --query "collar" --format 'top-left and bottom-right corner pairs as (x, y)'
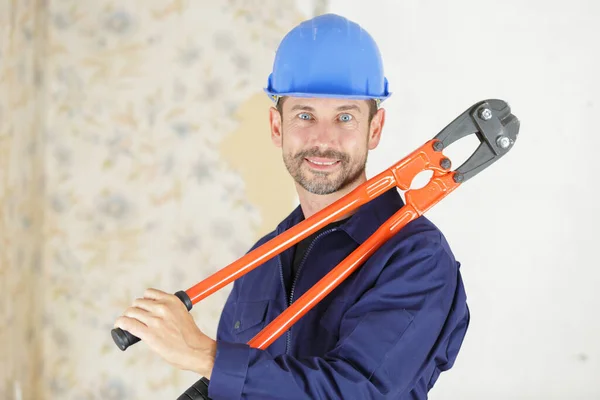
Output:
(276, 188), (405, 244)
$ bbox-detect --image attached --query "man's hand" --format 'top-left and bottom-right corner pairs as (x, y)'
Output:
(114, 288), (216, 378)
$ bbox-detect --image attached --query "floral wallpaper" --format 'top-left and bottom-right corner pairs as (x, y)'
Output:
(1, 1), (47, 399)
(1, 0), (308, 398)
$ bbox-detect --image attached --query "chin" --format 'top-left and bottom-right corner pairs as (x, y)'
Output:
(301, 180), (343, 196)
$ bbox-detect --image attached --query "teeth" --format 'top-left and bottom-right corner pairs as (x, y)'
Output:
(308, 159), (337, 166)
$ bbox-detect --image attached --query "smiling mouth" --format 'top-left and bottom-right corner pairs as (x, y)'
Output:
(305, 158), (341, 168)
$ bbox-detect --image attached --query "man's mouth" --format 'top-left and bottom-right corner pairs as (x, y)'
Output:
(304, 157), (341, 169)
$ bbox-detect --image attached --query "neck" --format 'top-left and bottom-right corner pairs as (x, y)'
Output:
(296, 173), (367, 220)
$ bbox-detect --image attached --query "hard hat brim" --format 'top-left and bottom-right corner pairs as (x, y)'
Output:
(263, 88), (392, 103)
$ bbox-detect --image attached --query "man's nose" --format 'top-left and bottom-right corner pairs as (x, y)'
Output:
(309, 124), (337, 148)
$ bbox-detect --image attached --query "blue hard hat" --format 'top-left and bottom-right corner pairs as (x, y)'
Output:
(264, 14), (391, 103)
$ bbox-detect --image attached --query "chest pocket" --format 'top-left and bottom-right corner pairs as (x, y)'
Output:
(233, 300), (270, 343)
(319, 300), (348, 340)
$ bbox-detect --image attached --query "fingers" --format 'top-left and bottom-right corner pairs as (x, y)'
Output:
(134, 298), (175, 317)
(114, 315), (147, 339)
(143, 288), (169, 300)
(114, 289), (183, 334)
(132, 298), (157, 312)
(123, 306), (153, 326)
(140, 289), (185, 312)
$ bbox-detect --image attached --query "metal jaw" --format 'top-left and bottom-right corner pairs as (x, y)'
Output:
(432, 99), (520, 183)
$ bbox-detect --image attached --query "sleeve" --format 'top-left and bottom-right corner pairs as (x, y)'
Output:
(207, 243), (467, 400)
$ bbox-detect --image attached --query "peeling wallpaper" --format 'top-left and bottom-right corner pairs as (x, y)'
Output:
(1, 1), (303, 398)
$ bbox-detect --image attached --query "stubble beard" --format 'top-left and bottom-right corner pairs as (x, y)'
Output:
(283, 145), (367, 196)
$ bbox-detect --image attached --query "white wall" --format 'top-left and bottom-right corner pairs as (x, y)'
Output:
(322, 1), (600, 399)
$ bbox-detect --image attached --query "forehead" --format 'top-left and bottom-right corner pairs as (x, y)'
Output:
(282, 96), (368, 114)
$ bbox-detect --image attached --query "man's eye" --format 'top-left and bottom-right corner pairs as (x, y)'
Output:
(298, 113), (312, 120)
(339, 113), (353, 122)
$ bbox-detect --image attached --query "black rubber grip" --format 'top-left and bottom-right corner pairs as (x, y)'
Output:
(111, 326), (140, 351)
(111, 290), (193, 351)
(177, 377), (211, 400)
(175, 290), (193, 311)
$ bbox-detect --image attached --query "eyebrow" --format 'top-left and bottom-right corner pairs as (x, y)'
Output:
(289, 104), (362, 113)
(335, 104), (362, 113)
(290, 105), (316, 112)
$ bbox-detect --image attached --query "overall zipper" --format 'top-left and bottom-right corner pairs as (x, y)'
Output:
(283, 228), (339, 355)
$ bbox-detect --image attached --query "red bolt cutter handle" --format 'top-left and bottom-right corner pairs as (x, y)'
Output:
(111, 98), (519, 360)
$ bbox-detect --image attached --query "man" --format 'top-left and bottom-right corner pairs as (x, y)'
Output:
(114, 13), (470, 399)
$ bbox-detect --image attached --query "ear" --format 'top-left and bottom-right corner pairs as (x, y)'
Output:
(367, 108), (385, 150)
(269, 106), (283, 148)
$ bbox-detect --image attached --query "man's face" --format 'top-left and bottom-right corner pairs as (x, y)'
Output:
(270, 97), (384, 195)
